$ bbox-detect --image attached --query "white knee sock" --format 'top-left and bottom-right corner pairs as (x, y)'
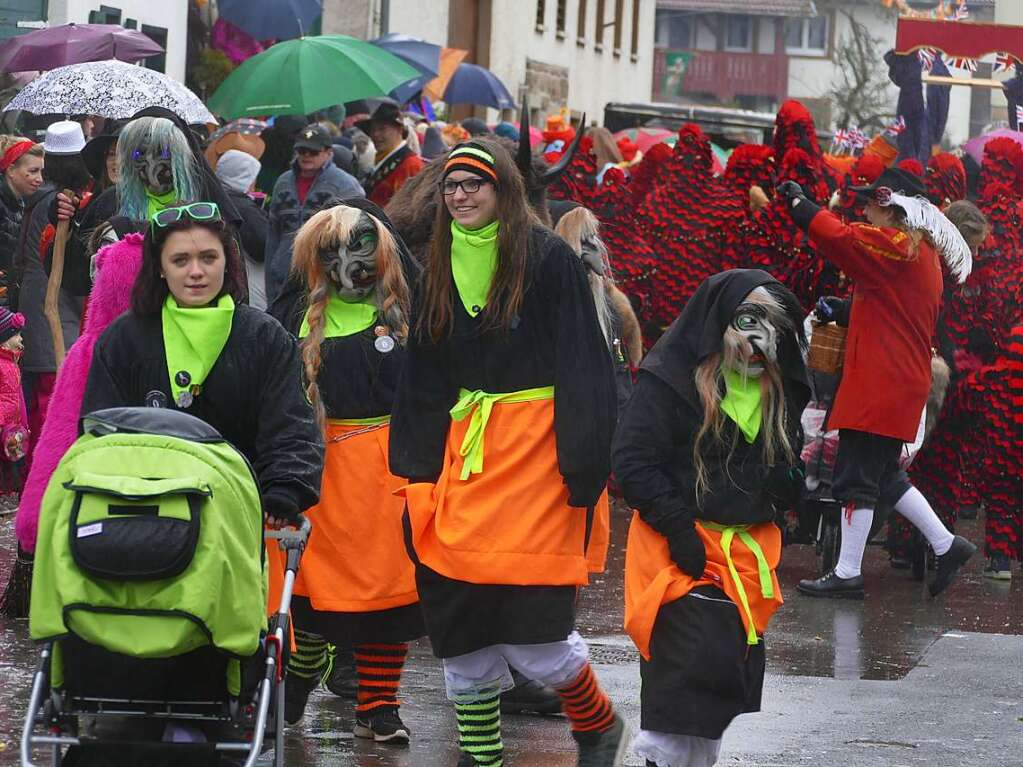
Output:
(834, 507), (873, 579)
(894, 486), (954, 556)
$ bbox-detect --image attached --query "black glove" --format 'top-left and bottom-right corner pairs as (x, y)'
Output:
(764, 463), (805, 510)
(262, 492), (300, 523)
(814, 296), (851, 327)
(666, 525), (706, 579)
(776, 180), (804, 200)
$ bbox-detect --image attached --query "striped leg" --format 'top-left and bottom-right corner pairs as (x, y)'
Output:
(454, 689), (503, 766)
(554, 662), (616, 734)
(354, 642), (407, 714)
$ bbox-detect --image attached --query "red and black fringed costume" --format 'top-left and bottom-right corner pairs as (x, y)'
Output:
(925, 152), (967, 209)
(907, 140), (1023, 533)
(633, 124), (749, 339)
(717, 144), (775, 272)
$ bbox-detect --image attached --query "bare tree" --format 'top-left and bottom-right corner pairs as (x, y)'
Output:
(826, 10), (895, 131)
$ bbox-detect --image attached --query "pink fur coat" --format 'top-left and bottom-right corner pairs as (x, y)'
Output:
(15, 234), (143, 552)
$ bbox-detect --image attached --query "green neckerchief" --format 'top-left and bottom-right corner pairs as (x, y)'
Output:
(162, 294), (236, 407)
(721, 368), (762, 444)
(146, 189), (179, 221)
(299, 289), (377, 339)
(450, 219), (499, 317)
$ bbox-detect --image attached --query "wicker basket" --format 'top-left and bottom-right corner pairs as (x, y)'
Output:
(808, 322), (847, 374)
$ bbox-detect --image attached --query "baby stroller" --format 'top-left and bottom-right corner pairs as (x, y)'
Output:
(796, 361), (929, 578)
(21, 407), (310, 767)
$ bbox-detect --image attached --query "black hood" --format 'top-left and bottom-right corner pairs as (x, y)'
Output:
(641, 269), (809, 405)
(129, 106), (242, 227)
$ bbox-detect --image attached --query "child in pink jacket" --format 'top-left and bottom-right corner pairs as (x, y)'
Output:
(0, 307), (28, 497)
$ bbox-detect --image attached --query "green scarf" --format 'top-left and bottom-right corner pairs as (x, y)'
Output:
(721, 368), (763, 444)
(299, 290), (378, 338)
(162, 294), (236, 407)
(146, 189), (179, 221)
(450, 220), (499, 317)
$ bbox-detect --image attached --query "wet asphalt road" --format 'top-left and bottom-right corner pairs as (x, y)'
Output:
(2, 505), (1022, 765)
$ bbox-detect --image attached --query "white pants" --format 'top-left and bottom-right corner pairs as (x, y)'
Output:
(442, 631), (589, 700)
(633, 729), (723, 767)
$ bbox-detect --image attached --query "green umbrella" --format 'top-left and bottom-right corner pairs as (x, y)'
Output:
(208, 34), (420, 119)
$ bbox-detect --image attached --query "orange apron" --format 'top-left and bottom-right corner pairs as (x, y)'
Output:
(403, 387), (592, 588)
(624, 512), (783, 661)
(295, 419), (418, 613)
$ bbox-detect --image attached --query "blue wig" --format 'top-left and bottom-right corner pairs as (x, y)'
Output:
(117, 116), (201, 222)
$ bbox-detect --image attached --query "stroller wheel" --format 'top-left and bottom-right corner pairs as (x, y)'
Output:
(820, 518), (840, 576)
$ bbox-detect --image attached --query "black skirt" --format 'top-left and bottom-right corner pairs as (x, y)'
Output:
(290, 596), (425, 646)
(640, 585), (765, 739)
(414, 563), (577, 658)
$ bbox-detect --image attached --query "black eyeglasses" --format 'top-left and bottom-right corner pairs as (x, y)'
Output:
(296, 147), (323, 156)
(150, 202), (222, 234)
(440, 178), (491, 196)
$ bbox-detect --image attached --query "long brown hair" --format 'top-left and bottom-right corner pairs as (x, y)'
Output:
(420, 138), (538, 343)
(291, 204), (411, 432)
(691, 287), (795, 502)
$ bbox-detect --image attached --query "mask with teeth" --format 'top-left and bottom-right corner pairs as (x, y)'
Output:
(723, 287), (780, 379)
(318, 211), (379, 301)
(131, 141), (174, 194)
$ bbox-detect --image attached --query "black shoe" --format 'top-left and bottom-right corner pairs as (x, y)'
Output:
(283, 671), (321, 725)
(500, 669), (562, 715)
(574, 713), (629, 767)
(354, 707), (410, 744)
(456, 752), (475, 766)
(797, 570), (864, 599)
(324, 645), (358, 700)
(929, 535), (976, 596)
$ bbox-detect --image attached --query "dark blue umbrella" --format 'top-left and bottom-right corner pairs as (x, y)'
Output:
(218, 0), (322, 41)
(390, 73), (430, 105)
(443, 63), (515, 110)
(372, 34), (441, 106)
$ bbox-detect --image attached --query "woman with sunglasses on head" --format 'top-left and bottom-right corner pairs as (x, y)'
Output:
(389, 140), (626, 767)
(81, 202), (323, 528)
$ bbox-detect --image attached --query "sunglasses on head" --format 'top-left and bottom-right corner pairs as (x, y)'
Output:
(150, 202), (222, 234)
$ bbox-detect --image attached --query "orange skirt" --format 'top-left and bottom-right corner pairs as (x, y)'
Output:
(295, 421), (418, 613)
(403, 398), (591, 587)
(624, 512), (783, 661)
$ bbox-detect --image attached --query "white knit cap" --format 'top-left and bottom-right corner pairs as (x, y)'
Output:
(43, 120), (86, 155)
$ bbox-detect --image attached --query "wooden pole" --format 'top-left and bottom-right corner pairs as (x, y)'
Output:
(43, 212), (70, 370)
(923, 75), (1004, 89)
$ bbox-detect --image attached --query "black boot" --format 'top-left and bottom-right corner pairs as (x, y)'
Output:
(324, 645), (358, 700)
(573, 713), (629, 767)
(797, 569), (864, 599)
(929, 535), (976, 596)
(499, 669), (562, 715)
(283, 670), (321, 725)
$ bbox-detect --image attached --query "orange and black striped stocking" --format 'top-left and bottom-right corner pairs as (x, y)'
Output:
(354, 642), (408, 713)
(554, 662), (616, 733)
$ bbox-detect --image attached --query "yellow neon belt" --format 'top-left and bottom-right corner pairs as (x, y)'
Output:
(328, 415), (391, 426)
(700, 521), (774, 646)
(449, 386), (555, 480)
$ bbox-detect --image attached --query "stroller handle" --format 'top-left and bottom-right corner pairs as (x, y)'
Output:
(264, 513), (311, 550)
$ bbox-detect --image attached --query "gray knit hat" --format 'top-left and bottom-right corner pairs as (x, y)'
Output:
(214, 149), (261, 194)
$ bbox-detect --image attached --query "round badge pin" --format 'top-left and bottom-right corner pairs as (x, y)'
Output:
(144, 390), (168, 409)
(374, 325), (389, 337)
(374, 335), (395, 354)
(175, 370), (192, 387)
(176, 390), (194, 409)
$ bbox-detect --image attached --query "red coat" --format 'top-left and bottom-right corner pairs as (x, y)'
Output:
(367, 152), (423, 208)
(809, 210), (942, 442)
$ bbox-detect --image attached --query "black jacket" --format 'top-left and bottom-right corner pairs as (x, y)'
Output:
(388, 225), (616, 507)
(228, 189), (268, 264)
(0, 178), (24, 275)
(81, 304), (324, 514)
(612, 269), (810, 536)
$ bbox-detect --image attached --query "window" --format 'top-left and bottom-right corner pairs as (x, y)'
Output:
(536, 0), (545, 31)
(141, 24), (167, 73)
(785, 14), (829, 56)
(613, 0), (624, 55)
(655, 10), (692, 49)
(631, 0), (641, 60)
(556, 0), (566, 37)
(724, 15), (752, 52)
(595, 0), (606, 49)
(88, 5), (122, 24)
(577, 0), (588, 45)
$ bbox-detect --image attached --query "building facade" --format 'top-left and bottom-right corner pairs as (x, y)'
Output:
(653, 0), (1001, 145)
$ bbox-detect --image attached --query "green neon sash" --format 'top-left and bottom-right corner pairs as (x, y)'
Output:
(701, 521), (774, 646)
(328, 415), (391, 427)
(449, 386), (555, 480)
